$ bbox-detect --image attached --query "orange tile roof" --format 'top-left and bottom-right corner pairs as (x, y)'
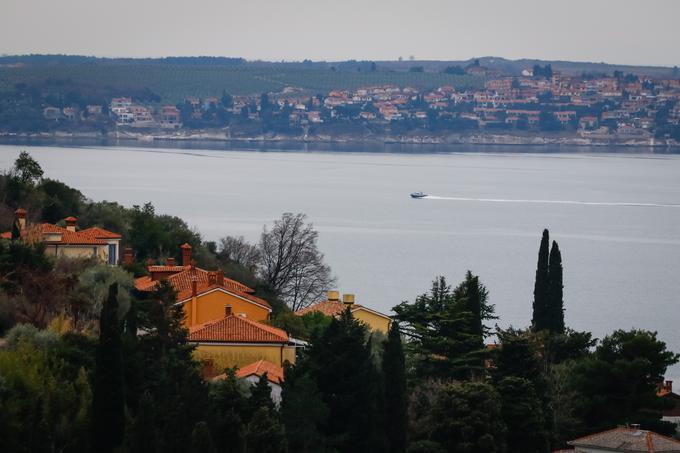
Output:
(568, 427), (680, 452)
(295, 299), (389, 320)
(0, 232), (10, 239)
(79, 226), (122, 239)
(2, 222), (120, 245)
(235, 359), (284, 384)
(189, 315), (288, 343)
(134, 266), (270, 310)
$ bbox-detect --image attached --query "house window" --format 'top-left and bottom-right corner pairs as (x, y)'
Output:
(92, 247), (97, 257)
(108, 244), (116, 265)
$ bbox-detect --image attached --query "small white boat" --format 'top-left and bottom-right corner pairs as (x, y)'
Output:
(410, 191), (427, 199)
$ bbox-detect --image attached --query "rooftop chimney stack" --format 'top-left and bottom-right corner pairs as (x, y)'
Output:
(167, 257), (176, 266)
(123, 247), (134, 266)
(208, 272), (217, 285)
(191, 277), (198, 297)
(327, 290), (340, 302)
(15, 208), (27, 231)
(343, 293), (355, 307)
(216, 269), (224, 286)
(181, 243), (192, 267)
(65, 216), (77, 232)
(666, 380), (673, 392)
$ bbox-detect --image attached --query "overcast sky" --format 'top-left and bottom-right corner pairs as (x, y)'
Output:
(2, 0), (679, 66)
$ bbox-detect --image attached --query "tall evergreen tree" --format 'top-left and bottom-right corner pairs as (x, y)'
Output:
(547, 240), (565, 334)
(497, 377), (550, 453)
(532, 229), (550, 332)
(92, 283), (125, 453)
(394, 274), (495, 380)
(306, 308), (386, 453)
(280, 363), (329, 453)
(249, 372), (275, 416)
(383, 321), (408, 453)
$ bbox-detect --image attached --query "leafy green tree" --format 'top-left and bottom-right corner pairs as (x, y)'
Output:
(394, 274), (494, 380)
(246, 407), (288, 453)
(383, 320), (408, 453)
(497, 377), (549, 453)
(128, 391), (158, 453)
(12, 151), (44, 186)
(306, 308), (386, 453)
(191, 421), (218, 453)
(410, 381), (507, 453)
(547, 240), (564, 334)
(532, 229), (550, 332)
(249, 372), (275, 415)
(38, 178), (85, 223)
(280, 364), (329, 453)
(570, 329), (679, 434)
(91, 283), (125, 453)
(208, 369), (248, 453)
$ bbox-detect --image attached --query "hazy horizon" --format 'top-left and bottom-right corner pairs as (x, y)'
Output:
(3, 0), (679, 67)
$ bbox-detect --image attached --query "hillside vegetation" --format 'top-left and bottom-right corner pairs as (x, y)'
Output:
(0, 58), (484, 102)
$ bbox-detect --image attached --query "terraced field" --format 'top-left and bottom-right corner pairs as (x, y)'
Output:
(0, 63), (485, 101)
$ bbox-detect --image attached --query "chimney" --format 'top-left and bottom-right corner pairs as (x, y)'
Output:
(15, 208), (27, 231)
(123, 247), (133, 266)
(191, 276), (198, 297)
(343, 293), (355, 307)
(666, 380), (673, 393)
(216, 269), (224, 286)
(225, 304), (232, 317)
(208, 272), (217, 286)
(181, 243), (192, 267)
(327, 290), (340, 302)
(64, 216), (77, 232)
(166, 257), (176, 266)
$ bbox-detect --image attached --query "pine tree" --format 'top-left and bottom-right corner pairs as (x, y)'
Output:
(245, 407), (288, 453)
(92, 283), (125, 453)
(249, 372), (275, 415)
(383, 321), (408, 453)
(191, 421), (218, 453)
(532, 229), (550, 332)
(11, 218), (21, 241)
(280, 363), (329, 453)
(306, 308), (386, 453)
(547, 241), (565, 334)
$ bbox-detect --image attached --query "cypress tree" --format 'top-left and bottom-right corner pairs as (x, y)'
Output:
(547, 241), (565, 334)
(11, 218), (21, 241)
(92, 283), (125, 453)
(383, 321), (408, 453)
(249, 372), (275, 415)
(532, 229), (550, 332)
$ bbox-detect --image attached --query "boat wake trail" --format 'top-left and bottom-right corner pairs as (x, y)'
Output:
(424, 196), (680, 208)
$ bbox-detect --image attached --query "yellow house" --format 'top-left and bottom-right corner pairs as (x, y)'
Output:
(189, 312), (296, 373)
(134, 244), (272, 328)
(2, 209), (121, 265)
(295, 291), (391, 333)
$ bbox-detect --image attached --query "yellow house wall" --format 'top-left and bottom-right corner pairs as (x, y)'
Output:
(45, 245), (109, 261)
(193, 343), (296, 371)
(183, 290), (270, 327)
(353, 309), (391, 333)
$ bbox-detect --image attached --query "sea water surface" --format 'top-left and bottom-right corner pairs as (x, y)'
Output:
(1, 143), (679, 377)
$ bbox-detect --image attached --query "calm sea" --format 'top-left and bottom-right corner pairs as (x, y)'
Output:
(2, 142), (679, 378)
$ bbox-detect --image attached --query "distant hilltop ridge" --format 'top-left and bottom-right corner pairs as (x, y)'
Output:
(0, 54), (677, 78)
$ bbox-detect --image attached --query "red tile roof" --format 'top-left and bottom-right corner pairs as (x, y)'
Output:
(295, 299), (389, 320)
(568, 427), (680, 452)
(134, 265), (270, 310)
(189, 315), (288, 344)
(235, 359), (284, 384)
(2, 222), (120, 245)
(79, 226), (122, 239)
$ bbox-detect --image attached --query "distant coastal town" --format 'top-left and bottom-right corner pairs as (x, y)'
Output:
(2, 60), (680, 146)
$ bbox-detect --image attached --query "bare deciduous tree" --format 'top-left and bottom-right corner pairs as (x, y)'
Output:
(217, 235), (260, 271)
(258, 213), (334, 311)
